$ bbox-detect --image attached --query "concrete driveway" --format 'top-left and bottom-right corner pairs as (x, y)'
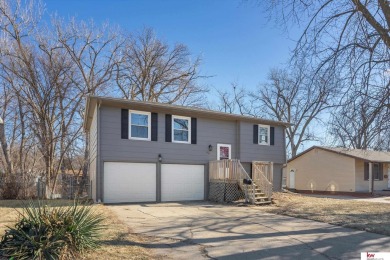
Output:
(108, 202), (390, 259)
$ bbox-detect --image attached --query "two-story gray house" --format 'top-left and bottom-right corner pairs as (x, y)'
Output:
(83, 96), (288, 203)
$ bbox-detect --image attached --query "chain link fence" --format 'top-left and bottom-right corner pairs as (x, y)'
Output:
(0, 174), (89, 200)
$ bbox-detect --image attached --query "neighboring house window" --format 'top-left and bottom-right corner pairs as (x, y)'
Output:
(364, 162), (383, 180)
(172, 115), (191, 143)
(258, 124), (270, 145)
(129, 110), (151, 140)
(373, 163), (380, 180)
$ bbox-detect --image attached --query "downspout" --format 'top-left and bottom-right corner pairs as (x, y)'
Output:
(281, 127), (287, 190)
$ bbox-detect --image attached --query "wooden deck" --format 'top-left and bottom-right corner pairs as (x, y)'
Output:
(209, 159), (273, 205)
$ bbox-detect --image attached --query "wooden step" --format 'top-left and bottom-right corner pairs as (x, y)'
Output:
(254, 196), (269, 200)
(249, 192), (265, 196)
(245, 188), (262, 192)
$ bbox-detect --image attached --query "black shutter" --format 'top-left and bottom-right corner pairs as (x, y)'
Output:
(121, 109), (129, 139)
(253, 125), (258, 144)
(270, 126), (275, 145)
(191, 117), (197, 144)
(379, 163), (384, 180)
(151, 113), (158, 141)
(364, 162), (369, 180)
(165, 114), (172, 142)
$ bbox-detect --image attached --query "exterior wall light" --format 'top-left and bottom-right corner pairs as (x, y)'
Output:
(158, 154), (162, 162)
(208, 145), (213, 152)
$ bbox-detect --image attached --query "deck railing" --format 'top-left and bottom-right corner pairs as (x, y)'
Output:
(252, 163), (273, 200)
(209, 159), (256, 203)
(252, 161), (273, 184)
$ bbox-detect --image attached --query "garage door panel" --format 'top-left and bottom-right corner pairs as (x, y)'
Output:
(161, 164), (204, 202)
(104, 162), (156, 203)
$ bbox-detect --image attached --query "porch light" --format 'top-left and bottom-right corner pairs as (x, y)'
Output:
(208, 145), (213, 152)
(158, 154), (162, 162)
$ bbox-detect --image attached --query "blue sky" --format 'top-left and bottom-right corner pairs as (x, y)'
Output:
(44, 0), (298, 92)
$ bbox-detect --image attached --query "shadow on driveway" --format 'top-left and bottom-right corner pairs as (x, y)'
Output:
(107, 202), (390, 259)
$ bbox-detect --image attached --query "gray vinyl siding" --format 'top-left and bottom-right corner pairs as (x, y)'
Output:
(273, 163), (283, 191)
(240, 162), (252, 178)
(89, 106), (98, 201)
(239, 162), (283, 191)
(96, 105), (287, 200)
(239, 122), (286, 164)
(99, 106), (237, 164)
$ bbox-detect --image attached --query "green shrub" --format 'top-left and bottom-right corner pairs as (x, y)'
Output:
(0, 200), (105, 259)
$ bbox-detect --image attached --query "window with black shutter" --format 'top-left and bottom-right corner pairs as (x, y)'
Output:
(254, 124), (274, 146)
(121, 109), (129, 139)
(151, 113), (158, 141)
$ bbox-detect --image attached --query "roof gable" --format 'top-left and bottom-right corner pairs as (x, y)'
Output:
(289, 146), (390, 163)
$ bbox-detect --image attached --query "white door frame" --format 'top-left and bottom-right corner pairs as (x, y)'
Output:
(217, 143), (231, 160)
(388, 165), (390, 189)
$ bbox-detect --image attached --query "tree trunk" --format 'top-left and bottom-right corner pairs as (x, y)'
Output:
(0, 123), (12, 176)
(78, 134), (89, 196)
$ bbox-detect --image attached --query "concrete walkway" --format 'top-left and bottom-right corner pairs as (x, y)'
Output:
(107, 202), (390, 259)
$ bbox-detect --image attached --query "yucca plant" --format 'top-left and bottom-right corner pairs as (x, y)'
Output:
(0, 200), (105, 259)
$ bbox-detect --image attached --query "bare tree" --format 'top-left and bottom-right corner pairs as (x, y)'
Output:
(0, 0), (208, 199)
(54, 18), (123, 195)
(116, 28), (207, 106)
(0, 116), (11, 175)
(261, 0), (390, 150)
(215, 82), (250, 115)
(251, 66), (339, 157)
(330, 81), (390, 150)
(263, 0), (390, 79)
(0, 0), (122, 197)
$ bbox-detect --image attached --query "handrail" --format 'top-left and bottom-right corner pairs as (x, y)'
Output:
(252, 164), (273, 200)
(237, 162), (256, 204)
(252, 161), (273, 183)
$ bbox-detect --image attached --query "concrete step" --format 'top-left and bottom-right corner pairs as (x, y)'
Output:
(254, 200), (272, 205)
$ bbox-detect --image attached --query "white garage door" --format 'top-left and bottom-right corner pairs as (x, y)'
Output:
(161, 164), (204, 202)
(104, 162), (156, 203)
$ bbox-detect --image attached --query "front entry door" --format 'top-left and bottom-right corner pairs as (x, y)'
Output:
(289, 169), (295, 189)
(217, 144), (231, 160)
(217, 144), (231, 178)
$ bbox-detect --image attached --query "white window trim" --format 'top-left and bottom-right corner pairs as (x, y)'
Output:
(129, 110), (151, 141)
(172, 115), (191, 144)
(217, 144), (232, 160)
(258, 124), (270, 146)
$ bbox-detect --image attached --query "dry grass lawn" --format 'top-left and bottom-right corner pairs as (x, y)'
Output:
(0, 200), (155, 260)
(261, 192), (390, 236)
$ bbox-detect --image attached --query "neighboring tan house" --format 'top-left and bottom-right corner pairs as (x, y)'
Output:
(287, 146), (390, 193)
(83, 96), (289, 203)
